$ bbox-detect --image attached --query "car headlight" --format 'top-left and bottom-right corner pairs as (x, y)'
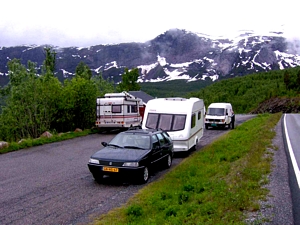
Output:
(123, 162), (139, 167)
(89, 158), (99, 164)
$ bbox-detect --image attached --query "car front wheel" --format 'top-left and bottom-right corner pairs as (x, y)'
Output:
(139, 166), (149, 184)
(92, 173), (103, 182)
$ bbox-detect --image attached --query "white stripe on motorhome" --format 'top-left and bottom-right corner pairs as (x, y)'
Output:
(284, 114), (300, 189)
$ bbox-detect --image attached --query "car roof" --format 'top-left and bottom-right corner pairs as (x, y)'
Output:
(123, 128), (163, 135)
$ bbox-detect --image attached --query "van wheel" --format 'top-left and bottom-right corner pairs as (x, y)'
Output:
(205, 124), (209, 129)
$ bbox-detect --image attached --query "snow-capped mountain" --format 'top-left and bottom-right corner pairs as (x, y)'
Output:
(0, 29), (300, 87)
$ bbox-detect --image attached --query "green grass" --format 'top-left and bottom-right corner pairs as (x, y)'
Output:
(92, 113), (282, 225)
(0, 128), (99, 154)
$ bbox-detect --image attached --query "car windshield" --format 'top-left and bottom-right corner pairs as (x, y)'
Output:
(207, 108), (225, 116)
(109, 133), (151, 150)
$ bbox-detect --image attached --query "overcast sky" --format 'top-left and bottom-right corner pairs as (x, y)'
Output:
(1, 0), (299, 48)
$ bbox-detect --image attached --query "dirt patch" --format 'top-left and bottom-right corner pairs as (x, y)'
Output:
(250, 97), (300, 114)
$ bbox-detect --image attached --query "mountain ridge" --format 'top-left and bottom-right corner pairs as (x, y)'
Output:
(0, 29), (300, 87)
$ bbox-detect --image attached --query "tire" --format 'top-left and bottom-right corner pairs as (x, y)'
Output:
(205, 124), (209, 129)
(231, 120), (235, 129)
(139, 167), (149, 184)
(165, 154), (172, 169)
(92, 173), (103, 182)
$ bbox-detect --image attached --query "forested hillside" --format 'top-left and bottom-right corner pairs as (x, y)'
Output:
(186, 67), (300, 113)
(140, 79), (213, 98)
(141, 67), (300, 114)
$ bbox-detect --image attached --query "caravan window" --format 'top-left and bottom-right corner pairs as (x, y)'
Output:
(146, 113), (159, 129)
(198, 111), (201, 120)
(191, 113), (196, 128)
(112, 105), (122, 113)
(172, 115), (186, 131)
(145, 113), (186, 131)
(158, 114), (173, 130)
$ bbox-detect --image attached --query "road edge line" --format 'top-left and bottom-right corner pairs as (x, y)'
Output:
(284, 114), (300, 189)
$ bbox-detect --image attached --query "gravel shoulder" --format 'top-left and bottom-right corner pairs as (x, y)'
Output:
(245, 116), (294, 224)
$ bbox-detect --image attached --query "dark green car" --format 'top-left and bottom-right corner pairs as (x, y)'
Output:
(88, 129), (174, 184)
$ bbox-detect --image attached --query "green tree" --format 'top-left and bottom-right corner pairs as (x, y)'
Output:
(284, 70), (291, 90)
(296, 70), (300, 91)
(92, 73), (114, 97)
(116, 68), (141, 92)
(43, 47), (56, 74)
(75, 61), (92, 80)
(0, 59), (62, 141)
(57, 77), (97, 131)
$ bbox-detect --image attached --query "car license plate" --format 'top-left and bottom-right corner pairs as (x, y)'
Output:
(103, 167), (119, 172)
(211, 123), (217, 127)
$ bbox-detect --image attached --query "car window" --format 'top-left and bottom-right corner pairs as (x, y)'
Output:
(156, 133), (165, 146)
(135, 135), (151, 149)
(152, 135), (160, 149)
(162, 132), (172, 143)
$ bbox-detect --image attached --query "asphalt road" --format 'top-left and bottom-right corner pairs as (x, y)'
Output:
(0, 115), (258, 225)
(283, 114), (300, 224)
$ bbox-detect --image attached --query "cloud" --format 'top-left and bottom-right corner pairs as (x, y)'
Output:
(0, 0), (299, 47)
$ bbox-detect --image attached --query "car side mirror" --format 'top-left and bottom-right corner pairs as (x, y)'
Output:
(102, 142), (108, 147)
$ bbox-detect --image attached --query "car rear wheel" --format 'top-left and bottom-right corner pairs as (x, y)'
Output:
(165, 154), (172, 168)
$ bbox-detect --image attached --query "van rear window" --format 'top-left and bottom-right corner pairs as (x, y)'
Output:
(145, 113), (186, 131)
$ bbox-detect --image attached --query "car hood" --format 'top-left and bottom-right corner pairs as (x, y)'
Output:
(91, 147), (151, 161)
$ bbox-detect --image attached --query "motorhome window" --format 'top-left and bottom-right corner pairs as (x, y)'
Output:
(208, 108), (224, 116)
(146, 113), (159, 129)
(112, 105), (121, 113)
(127, 105), (130, 113)
(191, 113), (196, 128)
(158, 114), (173, 131)
(198, 111), (201, 120)
(172, 115), (186, 131)
(131, 105), (138, 113)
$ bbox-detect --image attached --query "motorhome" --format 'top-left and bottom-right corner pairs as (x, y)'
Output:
(205, 102), (235, 129)
(142, 97), (205, 152)
(95, 91), (144, 130)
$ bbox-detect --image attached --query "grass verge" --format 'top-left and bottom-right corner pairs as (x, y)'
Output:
(92, 113), (282, 225)
(0, 128), (99, 154)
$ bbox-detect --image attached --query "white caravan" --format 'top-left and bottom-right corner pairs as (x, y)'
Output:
(95, 92), (144, 129)
(142, 97), (205, 152)
(204, 102), (235, 129)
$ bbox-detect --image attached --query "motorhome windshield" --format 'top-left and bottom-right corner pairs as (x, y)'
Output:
(145, 113), (186, 131)
(207, 108), (225, 116)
